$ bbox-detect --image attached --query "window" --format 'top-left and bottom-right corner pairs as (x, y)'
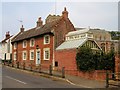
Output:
(44, 35), (50, 44)
(23, 40), (27, 48)
(43, 48), (50, 60)
(22, 51), (27, 60)
(14, 42), (17, 49)
(100, 36), (101, 40)
(14, 52), (17, 60)
(101, 43), (105, 52)
(111, 43), (115, 51)
(30, 50), (34, 60)
(30, 39), (35, 47)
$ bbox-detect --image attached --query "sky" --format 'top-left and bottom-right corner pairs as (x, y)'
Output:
(0, 0), (119, 41)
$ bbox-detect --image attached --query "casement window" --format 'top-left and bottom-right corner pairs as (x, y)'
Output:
(14, 52), (17, 60)
(23, 40), (27, 48)
(22, 51), (27, 60)
(44, 35), (50, 44)
(14, 42), (17, 49)
(43, 48), (50, 60)
(30, 38), (35, 47)
(101, 43), (105, 52)
(30, 50), (34, 60)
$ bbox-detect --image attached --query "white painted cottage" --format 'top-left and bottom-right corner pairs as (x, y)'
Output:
(0, 32), (13, 62)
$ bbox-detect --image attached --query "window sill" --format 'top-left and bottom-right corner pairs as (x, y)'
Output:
(44, 59), (50, 61)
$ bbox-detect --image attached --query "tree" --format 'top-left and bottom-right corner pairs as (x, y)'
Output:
(76, 46), (95, 71)
(109, 31), (120, 40)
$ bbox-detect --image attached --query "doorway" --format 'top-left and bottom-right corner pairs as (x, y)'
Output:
(36, 49), (41, 65)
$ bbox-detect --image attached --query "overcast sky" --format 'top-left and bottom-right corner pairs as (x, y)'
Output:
(0, 0), (119, 41)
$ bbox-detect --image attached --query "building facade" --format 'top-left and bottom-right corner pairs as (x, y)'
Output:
(11, 7), (75, 68)
(76, 28), (119, 53)
(0, 32), (13, 62)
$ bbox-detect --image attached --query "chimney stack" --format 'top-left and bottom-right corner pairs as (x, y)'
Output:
(6, 31), (10, 38)
(20, 25), (24, 32)
(36, 17), (43, 27)
(62, 7), (68, 19)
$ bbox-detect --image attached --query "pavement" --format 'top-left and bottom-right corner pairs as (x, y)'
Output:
(3, 65), (120, 88)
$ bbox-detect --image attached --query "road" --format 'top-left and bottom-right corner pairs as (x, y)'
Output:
(2, 66), (81, 88)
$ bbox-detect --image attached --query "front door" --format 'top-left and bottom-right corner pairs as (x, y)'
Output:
(36, 49), (40, 65)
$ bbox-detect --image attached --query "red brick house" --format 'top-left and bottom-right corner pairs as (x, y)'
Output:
(11, 7), (75, 68)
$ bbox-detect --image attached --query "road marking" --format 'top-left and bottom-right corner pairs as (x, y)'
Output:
(65, 79), (91, 88)
(5, 76), (27, 84)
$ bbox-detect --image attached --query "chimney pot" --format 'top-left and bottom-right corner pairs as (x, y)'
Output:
(6, 31), (10, 38)
(20, 25), (24, 32)
(62, 7), (68, 19)
(36, 17), (43, 27)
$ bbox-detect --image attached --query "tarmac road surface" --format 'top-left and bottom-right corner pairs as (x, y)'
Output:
(2, 66), (81, 88)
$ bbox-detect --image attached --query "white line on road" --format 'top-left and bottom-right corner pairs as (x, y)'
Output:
(66, 79), (91, 88)
(5, 76), (27, 84)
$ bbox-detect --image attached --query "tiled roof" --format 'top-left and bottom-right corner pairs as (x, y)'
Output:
(1, 35), (13, 43)
(11, 18), (62, 42)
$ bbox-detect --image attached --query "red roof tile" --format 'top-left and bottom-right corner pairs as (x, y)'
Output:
(11, 18), (62, 42)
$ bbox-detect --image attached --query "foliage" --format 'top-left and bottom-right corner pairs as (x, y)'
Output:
(76, 46), (95, 71)
(76, 47), (115, 72)
(109, 31), (120, 40)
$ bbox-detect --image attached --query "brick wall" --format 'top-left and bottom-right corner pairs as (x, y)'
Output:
(65, 70), (111, 80)
(54, 18), (76, 49)
(55, 48), (112, 80)
(55, 49), (77, 70)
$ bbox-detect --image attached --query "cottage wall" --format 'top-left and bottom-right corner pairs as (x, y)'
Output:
(12, 34), (54, 68)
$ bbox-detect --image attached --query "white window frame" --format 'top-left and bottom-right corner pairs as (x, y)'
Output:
(14, 42), (17, 49)
(30, 38), (35, 47)
(43, 48), (50, 60)
(44, 35), (50, 44)
(23, 40), (27, 48)
(22, 51), (27, 60)
(30, 50), (34, 60)
(14, 52), (17, 60)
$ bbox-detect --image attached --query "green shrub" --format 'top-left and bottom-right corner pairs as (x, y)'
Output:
(76, 47), (115, 72)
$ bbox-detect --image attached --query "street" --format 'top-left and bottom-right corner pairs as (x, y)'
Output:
(2, 66), (81, 88)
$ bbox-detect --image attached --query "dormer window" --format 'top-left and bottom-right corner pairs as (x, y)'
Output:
(23, 40), (27, 48)
(44, 35), (50, 44)
(14, 42), (17, 49)
(30, 38), (35, 47)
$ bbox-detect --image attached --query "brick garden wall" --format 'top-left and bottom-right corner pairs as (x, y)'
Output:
(55, 49), (77, 70)
(65, 70), (112, 80)
(55, 49), (112, 80)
